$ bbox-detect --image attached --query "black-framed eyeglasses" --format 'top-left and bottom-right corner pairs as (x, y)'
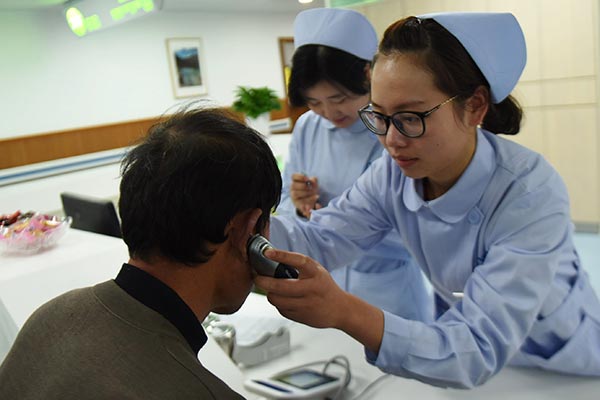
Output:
(358, 95), (458, 138)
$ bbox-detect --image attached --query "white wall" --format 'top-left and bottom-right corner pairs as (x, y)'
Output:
(0, 8), (295, 139)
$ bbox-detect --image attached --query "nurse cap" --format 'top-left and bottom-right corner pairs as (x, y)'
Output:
(294, 8), (377, 61)
(418, 12), (527, 103)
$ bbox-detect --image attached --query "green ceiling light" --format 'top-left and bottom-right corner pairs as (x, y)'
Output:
(63, 0), (162, 37)
(65, 6), (102, 37)
(65, 7), (86, 37)
(111, 0), (157, 22)
(325, 0), (380, 7)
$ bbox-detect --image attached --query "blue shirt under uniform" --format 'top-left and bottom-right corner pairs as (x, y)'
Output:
(278, 111), (432, 321)
(271, 128), (600, 388)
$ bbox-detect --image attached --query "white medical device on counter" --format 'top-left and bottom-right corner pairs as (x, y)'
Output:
(205, 300), (292, 367)
(244, 355), (351, 400)
(245, 367), (344, 399)
(231, 325), (291, 367)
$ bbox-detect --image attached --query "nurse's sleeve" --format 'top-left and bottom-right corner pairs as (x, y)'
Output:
(270, 156), (394, 269)
(369, 175), (571, 388)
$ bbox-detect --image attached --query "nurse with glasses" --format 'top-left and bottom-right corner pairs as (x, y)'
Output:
(256, 12), (600, 388)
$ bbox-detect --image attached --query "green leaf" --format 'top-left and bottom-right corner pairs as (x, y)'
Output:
(232, 86), (281, 119)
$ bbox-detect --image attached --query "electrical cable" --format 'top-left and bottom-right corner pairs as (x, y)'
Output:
(322, 355), (352, 400)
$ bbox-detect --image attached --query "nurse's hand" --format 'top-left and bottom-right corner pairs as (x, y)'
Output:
(290, 173), (322, 218)
(254, 248), (345, 329)
(254, 248), (385, 354)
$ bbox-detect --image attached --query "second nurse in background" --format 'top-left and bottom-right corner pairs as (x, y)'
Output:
(278, 8), (431, 320)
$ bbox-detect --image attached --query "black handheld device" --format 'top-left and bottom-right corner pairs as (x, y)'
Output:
(247, 234), (299, 279)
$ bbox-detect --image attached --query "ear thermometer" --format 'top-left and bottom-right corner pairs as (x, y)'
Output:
(247, 234), (298, 279)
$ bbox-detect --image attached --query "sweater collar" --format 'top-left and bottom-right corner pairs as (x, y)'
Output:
(115, 263), (207, 354)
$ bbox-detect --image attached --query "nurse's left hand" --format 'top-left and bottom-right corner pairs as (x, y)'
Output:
(290, 173), (321, 219)
(253, 248), (348, 329)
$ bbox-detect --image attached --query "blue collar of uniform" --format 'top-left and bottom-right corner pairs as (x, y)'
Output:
(403, 129), (495, 223)
(322, 115), (370, 134)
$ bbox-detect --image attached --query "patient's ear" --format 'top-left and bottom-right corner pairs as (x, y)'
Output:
(227, 208), (263, 253)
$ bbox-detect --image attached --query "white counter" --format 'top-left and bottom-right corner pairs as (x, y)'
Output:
(221, 294), (600, 400)
(0, 228), (128, 328)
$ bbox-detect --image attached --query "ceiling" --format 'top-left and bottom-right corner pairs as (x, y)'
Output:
(0, 0), (326, 12)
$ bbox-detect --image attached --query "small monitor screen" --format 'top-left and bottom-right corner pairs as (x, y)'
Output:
(274, 370), (337, 390)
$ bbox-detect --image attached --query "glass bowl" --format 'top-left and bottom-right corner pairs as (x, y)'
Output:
(0, 213), (72, 254)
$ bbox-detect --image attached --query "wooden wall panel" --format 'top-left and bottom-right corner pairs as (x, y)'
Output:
(0, 118), (159, 170)
(0, 101), (304, 170)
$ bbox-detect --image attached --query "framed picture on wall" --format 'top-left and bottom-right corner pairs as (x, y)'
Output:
(278, 37), (294, 96)
(166, 38), (208, 98)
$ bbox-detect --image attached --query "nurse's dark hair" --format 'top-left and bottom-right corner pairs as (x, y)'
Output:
(118, 105), (281, 266)
(288, 44), (371, 107)
(376, 16), (522, 135)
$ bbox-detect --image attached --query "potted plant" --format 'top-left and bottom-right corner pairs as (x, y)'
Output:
(232, 86), (281, 134)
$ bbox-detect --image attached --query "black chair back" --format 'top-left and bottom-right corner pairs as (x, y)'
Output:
(60, 192), (121, 238)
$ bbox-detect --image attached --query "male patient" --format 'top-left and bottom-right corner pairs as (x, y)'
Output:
(0, 107), (282, 399)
